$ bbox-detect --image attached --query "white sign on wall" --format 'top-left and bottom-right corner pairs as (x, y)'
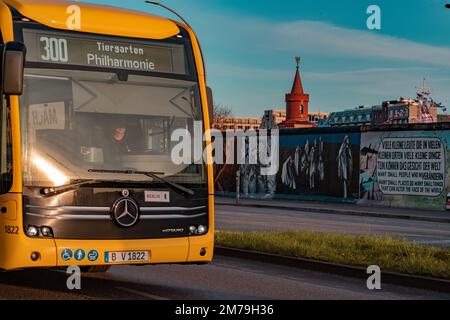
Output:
(377, 137), (445, 196)
(30, 102), (66, 130)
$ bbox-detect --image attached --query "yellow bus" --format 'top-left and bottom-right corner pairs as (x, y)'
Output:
(0, 0), (214, 272)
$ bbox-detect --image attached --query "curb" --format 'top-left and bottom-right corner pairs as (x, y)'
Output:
(215, 246), (450, 294)
(216, 202), (450, 224)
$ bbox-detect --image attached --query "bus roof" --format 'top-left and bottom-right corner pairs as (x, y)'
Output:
(3, 0), (181, 40)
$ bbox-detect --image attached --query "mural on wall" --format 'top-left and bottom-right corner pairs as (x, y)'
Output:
(214, 131), (361, 202)
(214, 136), (238, 195)
(337, 135), (353, 199)
(277, 133), (360, 200)
(214, 134), (277, 199)
(215, 126), (450, 210)
(281, 137), (324, 191)
(359, 131), (450, 210)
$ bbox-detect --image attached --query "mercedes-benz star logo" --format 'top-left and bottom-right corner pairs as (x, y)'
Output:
(112, 197), (140, 228)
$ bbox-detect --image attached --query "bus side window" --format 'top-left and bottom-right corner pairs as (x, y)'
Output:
(0, 95), (13, 194)
(0, 30), (12, 194)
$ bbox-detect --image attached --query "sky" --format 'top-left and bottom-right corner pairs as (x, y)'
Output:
(86, 0), (450, 117)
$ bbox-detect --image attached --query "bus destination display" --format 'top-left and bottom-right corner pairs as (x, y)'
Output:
(23, 29), (187, 74)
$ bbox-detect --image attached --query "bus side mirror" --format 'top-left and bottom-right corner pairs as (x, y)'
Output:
(206, 86), (213, 125)
(1, 41), (26, 96)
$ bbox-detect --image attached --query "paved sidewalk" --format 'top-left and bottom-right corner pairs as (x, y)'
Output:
(215, 196), (450, 224)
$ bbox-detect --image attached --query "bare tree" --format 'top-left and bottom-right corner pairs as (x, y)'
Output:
(212, 104), (233, 130)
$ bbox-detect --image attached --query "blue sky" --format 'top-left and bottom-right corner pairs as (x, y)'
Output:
(87, 0), (450, 117)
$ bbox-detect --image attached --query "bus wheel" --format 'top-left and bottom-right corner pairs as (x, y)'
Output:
(80, 266), (111, 273)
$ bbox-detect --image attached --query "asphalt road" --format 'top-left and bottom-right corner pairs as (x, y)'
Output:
(216, 205), (450, 245)
(0, 255), (449, 300)
(1, 205), (449, 300)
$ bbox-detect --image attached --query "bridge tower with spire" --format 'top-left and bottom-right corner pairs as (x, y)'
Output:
(279, 57), (316, 129)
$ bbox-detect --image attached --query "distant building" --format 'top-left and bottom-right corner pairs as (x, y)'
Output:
(279, 57), (316, 129)
(408, 100), (437, 124)
(261, 109), (328, 129)
(371, 104), (386, 125)
(382, 100), (411, 125)
(437, 114), (450, 122)
(322, 106), (373, 127)
(309, 112), (329, 123)
(321, 97), (439, 128)
(261, 109), (286, 129)
(382, 98), (437, 124)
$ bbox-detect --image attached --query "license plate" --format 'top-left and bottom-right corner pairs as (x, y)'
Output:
(104, 251), (150, 263)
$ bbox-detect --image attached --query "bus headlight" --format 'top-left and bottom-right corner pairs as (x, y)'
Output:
(40, 226), (53, 237)
(26, 226), (39, 237)
(197, 225), (207, 235)
(189, 226), (197, 234)
(189, 225), (207, 235)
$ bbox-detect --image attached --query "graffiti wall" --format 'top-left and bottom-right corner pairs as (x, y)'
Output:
(215, 130), (361, 202)
(276, 132), (360, 201)
(359, 130), (450, 210)
(215, 125), (450, 210)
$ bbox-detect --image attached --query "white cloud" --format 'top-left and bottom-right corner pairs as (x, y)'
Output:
(197, 13), (450, 67)
(209, 63), (439, 88)
(304, 67), (437, 84)
(269, 21), (450, 66)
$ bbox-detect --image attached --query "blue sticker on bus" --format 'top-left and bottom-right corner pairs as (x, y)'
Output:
(61, 249), (73, 261)
(88, 250), (99, 262)
(74, 249), (86, 261)
(105, 252), (109, 263)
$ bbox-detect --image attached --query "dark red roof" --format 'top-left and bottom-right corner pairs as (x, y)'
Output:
(290, 68), (304, 96)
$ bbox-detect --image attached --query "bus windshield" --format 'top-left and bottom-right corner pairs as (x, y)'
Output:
(20, 68), (205, 187)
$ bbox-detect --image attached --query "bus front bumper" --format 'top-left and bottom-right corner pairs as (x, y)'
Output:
(0, 232), (214, 270)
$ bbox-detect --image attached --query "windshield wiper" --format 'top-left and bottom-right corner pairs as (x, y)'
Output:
(88, 169), (195, 197)
(40, 180), (101, 197)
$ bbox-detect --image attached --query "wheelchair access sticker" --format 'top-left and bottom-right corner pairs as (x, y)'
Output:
(61, 249), (73, 261)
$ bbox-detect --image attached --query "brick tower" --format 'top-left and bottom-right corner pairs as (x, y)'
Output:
(279, 57), (316, 129)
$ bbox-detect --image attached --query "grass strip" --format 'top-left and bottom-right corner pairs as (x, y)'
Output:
(215, 231), (450, 279)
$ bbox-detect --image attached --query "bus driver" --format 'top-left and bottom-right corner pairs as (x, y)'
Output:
(104, 124), (132, 163)
(111, 126), (131, 154)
